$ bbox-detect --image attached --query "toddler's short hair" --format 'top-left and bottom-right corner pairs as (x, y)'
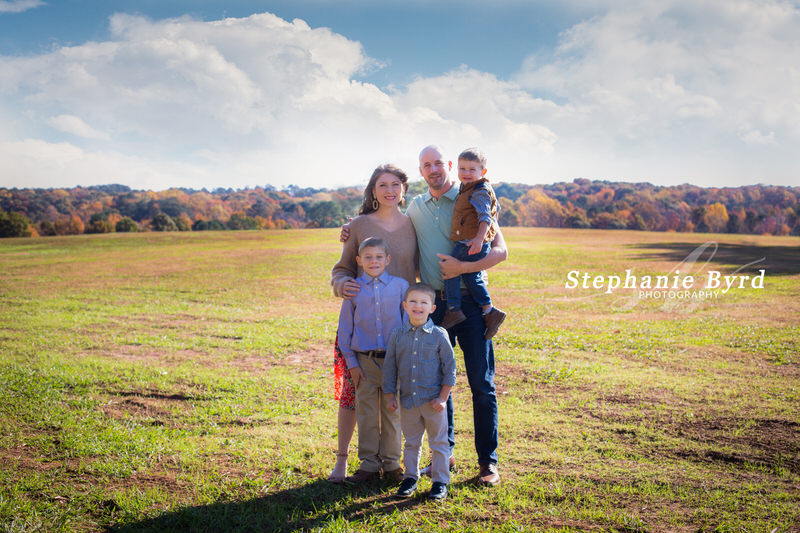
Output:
(358, 237), (389, 255)
(405, 282), (436, 303)
(458, 147), (487, 169)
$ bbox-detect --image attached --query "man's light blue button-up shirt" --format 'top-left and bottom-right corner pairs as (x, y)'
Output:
(383, 317), (456, 410)
(337, 271), (409, 369)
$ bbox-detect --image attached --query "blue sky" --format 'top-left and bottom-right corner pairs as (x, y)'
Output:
(1, 0), (798, 190)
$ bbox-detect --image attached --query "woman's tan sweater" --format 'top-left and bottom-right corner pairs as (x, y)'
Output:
(330, 214), (419, 298)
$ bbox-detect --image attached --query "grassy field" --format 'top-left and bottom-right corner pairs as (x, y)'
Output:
(1, 227), (798, 532)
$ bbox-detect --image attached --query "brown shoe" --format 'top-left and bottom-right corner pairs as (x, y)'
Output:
(440, 309), (467, 329)
(483, 308), (506, 340)
(420, 455), (456, 477)
(478, 462), (500, 486)
(382, 467), (404, 483)
(344, 468), (381, 485)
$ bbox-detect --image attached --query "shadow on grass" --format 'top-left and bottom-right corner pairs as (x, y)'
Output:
(628, 241), (800, 275)
(108, 478), (439, 533)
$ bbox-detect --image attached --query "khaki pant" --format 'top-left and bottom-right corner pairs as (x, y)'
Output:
(355, 353), (402, 473)
(401, 402), (450, 484)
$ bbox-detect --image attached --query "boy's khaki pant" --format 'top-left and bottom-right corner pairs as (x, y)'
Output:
(355, 353), (402, 473)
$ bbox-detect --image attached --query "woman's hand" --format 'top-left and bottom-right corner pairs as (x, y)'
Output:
(342, 279), (361, 299)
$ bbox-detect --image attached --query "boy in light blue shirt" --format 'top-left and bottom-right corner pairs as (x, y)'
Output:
(384, 283), (456, 501)
(338, 237), (408, 484)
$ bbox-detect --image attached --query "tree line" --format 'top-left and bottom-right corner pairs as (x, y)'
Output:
(1, 180), (799, 238)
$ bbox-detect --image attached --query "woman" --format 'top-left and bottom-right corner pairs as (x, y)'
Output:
(327, 163), (418, 483)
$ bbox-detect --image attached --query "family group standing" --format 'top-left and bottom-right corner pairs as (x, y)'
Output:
(329, 145), (508, 500)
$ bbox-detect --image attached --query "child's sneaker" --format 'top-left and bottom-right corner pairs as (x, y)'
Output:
(396, 477), (417, 498)
(483, 308), (506, 339)
(440, 309), (467, 329)
(428, 481), (448, 501)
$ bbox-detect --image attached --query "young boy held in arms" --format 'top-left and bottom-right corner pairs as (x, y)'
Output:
(337, 237), (408, 484)
(384, 283), (456, 501)
(439, 147), (506, 339)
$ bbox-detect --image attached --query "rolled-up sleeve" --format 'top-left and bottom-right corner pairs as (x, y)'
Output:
(469, 188), (494, 226)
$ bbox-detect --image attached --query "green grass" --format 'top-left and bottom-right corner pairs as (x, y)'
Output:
(1, 228), (799, 532)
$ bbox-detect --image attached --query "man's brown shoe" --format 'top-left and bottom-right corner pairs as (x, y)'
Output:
(383, 467), (405, 483)
(440, 309), (467, 329)
(483, 308), (506, 340)
(343, 468), (381, 485)
(478, 462), (500, 486)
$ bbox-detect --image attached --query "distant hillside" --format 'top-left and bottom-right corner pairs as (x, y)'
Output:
(1, 179), (799, 237)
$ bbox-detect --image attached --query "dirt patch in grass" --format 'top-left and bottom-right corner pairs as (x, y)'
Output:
(101, 396), (183, 427)
(0, 444), (81, 474)
(0, 438), (185, 495)
(588, 391), (800, 475)
(215, 344), (331, 374)
(673, 417), (800, 474)
(89, 345), (208, 366)
(87, 342), (332, 376)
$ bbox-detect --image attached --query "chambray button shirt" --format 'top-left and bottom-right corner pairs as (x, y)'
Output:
(383, 317), (456, 410)
(337, 271), (408, 369)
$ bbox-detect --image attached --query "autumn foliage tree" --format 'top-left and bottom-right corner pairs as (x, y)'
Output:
(54, 214), (84, 235)
(1, 180), (798, 238)
(517, 189), (565, 227)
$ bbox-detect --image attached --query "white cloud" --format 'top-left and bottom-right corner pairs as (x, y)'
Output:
(514, 0), (800, 183)
(1, 11), (554, 189)
(0, 4), (798, 190)
(47, 114), (111, 141)
(0, 0), (44, 14)
(0, 139), (193, 190)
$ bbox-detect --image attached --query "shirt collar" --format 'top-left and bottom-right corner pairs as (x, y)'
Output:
(423, 181), (459, 204)
(358, 270), (389, 285)
(403, 316), (435, 333)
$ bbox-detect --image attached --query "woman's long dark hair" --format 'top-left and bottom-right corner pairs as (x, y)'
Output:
(358, 164), (409, 215)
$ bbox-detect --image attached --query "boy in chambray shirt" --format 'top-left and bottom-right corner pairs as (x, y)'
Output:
(383, 282), (456, 501)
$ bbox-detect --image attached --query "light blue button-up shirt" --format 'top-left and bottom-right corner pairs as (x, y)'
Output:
(337, 271), (409, 369)
(383, 317), (456, 410)
(404, 184), (460, 291)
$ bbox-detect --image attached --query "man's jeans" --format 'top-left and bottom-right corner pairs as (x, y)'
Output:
(432, 290), (499, 465)
(443, 241), (492, 311)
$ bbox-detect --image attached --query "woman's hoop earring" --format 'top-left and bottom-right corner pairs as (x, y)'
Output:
(400, 196), (405, 206)
(372, 198), (379, 211)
